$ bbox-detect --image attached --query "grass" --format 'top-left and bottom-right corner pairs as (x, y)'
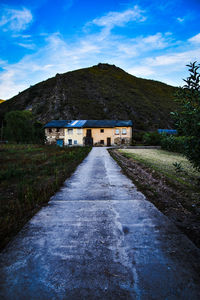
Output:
(0, 144), (91, 249)
(120, 149), (200, 191)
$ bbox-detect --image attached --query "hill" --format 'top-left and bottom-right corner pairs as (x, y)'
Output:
(0, 63), (178, 130)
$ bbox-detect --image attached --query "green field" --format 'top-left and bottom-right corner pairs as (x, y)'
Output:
(120, 149), (200, 191)
(0, 144), (91, 249)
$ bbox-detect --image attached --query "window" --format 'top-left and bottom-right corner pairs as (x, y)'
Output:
(115, 129), (119, 135)
(68, 128), (73, 134)
(100, 129), (104, 133)
(122, 128), (127, 135)
(68, 139), (72, 145)
(49, 128), (52, 133)
(56, 128), (60, 132)
(77, 128), (82, 135)
(74, 140), (77, 145)
(100, 140), (104, 145)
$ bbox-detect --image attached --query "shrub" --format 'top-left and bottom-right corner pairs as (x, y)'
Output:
(171, 61), (200, 170)
(133, 131), (145, 142)
(161, 134), (187, 153)
(142, 132), (161, 146)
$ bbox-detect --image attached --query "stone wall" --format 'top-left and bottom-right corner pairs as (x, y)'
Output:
(45, 128), (65, 144)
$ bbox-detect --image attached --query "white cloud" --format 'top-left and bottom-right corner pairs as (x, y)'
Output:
(127, 66), (155, 77)
(0, 7), (32, 32)
(88, 5), (146, 34)
(177, 17), (184, 23)
(188, 33), (200, 44)
(17, 42), (35, 49)
(145, 48), (200, 67)
(12, 34), (32, 38)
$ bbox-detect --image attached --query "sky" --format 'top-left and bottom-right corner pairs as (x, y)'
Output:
(0, 0), (200, 99)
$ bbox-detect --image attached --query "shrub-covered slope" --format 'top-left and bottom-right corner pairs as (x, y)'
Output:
(0, 63), (177, 129)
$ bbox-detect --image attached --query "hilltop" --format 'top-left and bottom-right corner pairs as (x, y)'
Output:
(0, 63), (178, 130)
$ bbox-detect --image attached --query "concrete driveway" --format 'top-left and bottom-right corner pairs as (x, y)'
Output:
(0, 147), (200, 299)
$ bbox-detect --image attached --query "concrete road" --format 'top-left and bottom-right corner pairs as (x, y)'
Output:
(0, 148), (200, 299)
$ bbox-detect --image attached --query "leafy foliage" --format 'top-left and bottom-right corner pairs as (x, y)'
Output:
(161, 134), (186, 153)
(4, 110), (45, 143)
(172, 161), (184, 173)
(171, 62), (200, 170)
(142, 131), (161, 145)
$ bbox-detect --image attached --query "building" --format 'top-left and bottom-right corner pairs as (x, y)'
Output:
(44, 120), (132, 146)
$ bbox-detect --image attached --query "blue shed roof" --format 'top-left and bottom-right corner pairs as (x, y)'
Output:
(158, 129), (177, 135)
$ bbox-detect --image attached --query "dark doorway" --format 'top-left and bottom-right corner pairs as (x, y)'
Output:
(86, 129), (92, 137)
(107, 137), (111, 146)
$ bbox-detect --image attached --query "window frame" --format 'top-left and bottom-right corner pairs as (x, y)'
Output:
(115, 129), (120, 135)
(67, 128), (73, 134)
(77, 128), (82, 135)
(122, 128), (127, 135)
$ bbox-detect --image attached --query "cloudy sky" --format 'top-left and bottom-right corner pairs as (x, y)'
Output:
(0, 0), (200, 99)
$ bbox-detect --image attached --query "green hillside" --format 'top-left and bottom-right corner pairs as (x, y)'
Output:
(0, 63), (178, 130)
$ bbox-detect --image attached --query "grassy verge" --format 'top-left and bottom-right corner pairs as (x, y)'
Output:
(120, 149), (200, 199)
(0, 144), (91, 250)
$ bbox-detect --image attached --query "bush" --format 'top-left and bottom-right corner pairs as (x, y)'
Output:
(171, 62), (200, 170)
(161, 135), (187, 153)
(132, 131), (145, 145)
(4, 110), (45, 144)
(133, 131), (145, 142)
(142, 132), (161, 146)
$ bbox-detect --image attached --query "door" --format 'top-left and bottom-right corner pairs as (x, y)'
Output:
(107, 137), (111, 146)
(56, 139), (64, 147)
(86, 129), (92, 137)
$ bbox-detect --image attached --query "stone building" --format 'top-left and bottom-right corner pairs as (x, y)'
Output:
(44, 120), (132, 147)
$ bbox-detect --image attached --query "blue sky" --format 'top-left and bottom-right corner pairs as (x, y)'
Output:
(0, 0), (200, 99)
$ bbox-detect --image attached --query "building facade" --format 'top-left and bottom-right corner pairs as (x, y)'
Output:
(44, 120), (132, 146)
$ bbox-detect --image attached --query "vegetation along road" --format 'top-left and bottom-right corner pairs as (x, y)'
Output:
(0, 147), (200, 299)
(0, 144), (91, 250)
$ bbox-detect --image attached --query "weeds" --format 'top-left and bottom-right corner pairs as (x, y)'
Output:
(173, 162), (184, 173)
(0, 144), (91, 249)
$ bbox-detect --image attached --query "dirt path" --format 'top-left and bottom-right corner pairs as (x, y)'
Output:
(0, 148), (200, 299)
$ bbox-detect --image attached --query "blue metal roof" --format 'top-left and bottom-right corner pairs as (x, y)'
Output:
(44, 120), (132, 128)
(158, 129), (177, 135)
(66, 120), (87, 128)
(83, 120), (132, 128)
(44, 120), (70, 128)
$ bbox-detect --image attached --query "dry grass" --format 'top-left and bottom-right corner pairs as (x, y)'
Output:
(120, 149), (200, 190)
(0, 144), (91, 249)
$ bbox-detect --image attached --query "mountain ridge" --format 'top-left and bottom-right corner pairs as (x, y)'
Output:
(0, 63), (178, 130)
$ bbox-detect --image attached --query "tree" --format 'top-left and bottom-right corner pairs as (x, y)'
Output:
(4, 110), (45, 144)
(171, 62), (200, 170)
